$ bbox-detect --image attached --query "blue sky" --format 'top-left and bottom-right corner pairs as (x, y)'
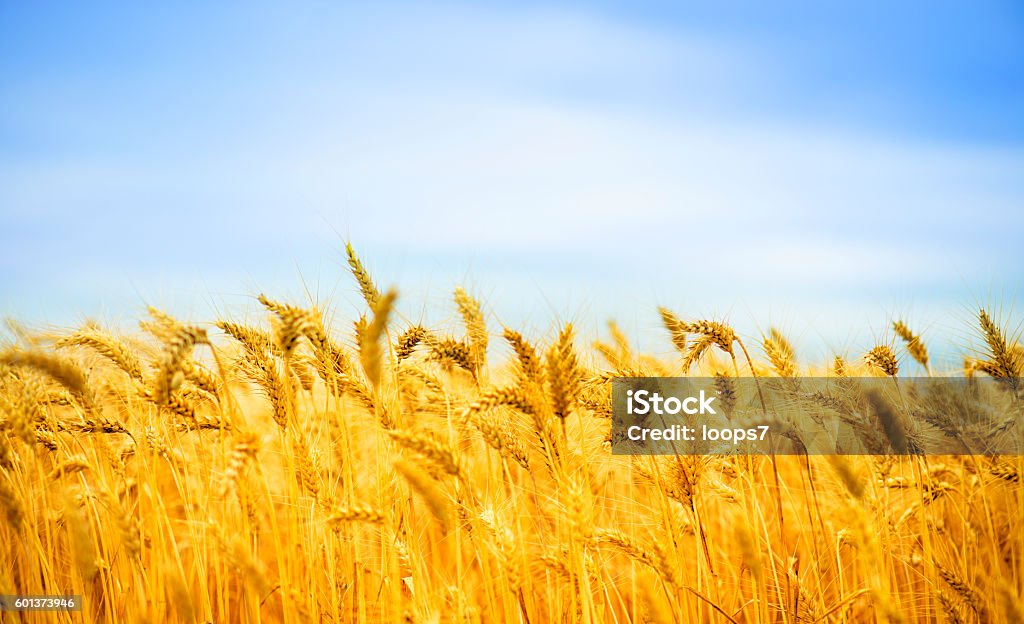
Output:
(1, 1), (1022, 366)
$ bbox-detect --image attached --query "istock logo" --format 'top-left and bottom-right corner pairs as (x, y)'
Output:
(625, 389), (717, 415)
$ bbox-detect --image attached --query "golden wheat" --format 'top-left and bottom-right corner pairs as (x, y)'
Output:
(0, 252), (1021, 623)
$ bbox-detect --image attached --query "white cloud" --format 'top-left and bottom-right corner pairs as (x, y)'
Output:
(1, 3), (1021, 355)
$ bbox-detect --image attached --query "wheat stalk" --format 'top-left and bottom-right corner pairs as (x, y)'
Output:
(892, 320), (930, 374)
(360, 288), (397, 389)
(56, 326), (144, 381)
(762, 328), (796, 377)
(865, 345), (899, 377)
(345, 242), (381, 309)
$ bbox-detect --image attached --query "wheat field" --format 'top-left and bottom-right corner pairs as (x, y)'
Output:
(1, 245), (1022, 623)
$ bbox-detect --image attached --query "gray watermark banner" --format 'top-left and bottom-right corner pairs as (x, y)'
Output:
(611, 377), (1023, 455)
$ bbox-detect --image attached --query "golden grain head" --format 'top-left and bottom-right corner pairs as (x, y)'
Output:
(0, 266), (1019, 624)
